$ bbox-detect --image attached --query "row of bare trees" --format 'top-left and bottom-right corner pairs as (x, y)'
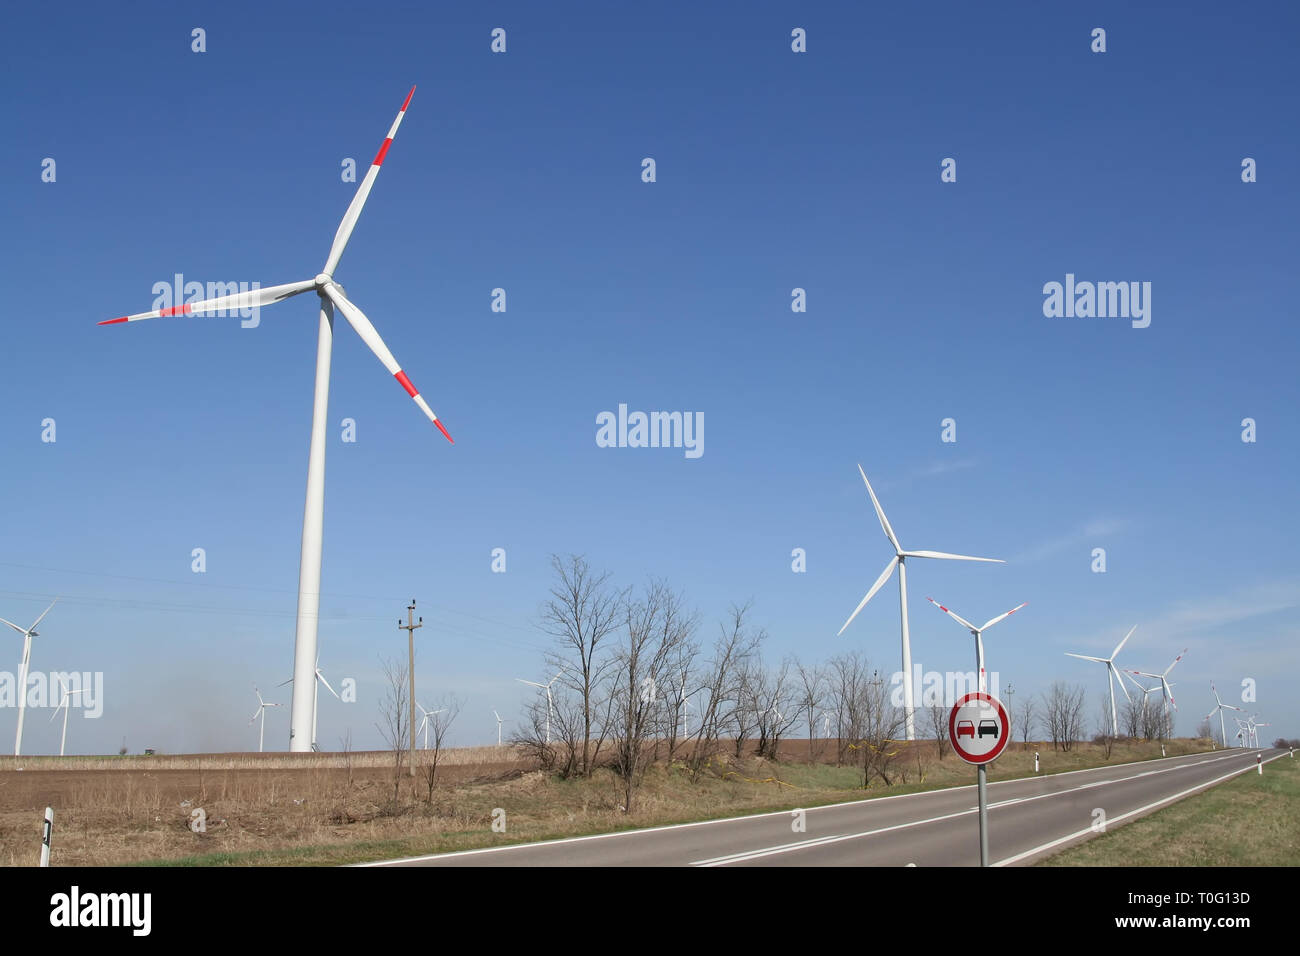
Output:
(520, 555), (926, 809)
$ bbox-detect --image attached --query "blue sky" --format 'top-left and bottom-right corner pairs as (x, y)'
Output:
(1, 2), (1296, 754)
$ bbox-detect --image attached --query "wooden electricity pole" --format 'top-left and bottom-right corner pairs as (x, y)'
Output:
(399, 600), (422, 777)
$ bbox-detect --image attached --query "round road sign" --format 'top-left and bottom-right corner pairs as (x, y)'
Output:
(948, 692), (1010, 765)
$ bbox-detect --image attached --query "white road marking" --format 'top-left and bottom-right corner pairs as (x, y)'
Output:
(992, 751), (1285, 866)
(691, 750), (1267, 866)
(358, 747), (1255, 866)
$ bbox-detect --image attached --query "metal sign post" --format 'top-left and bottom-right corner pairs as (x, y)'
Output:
(949, 692), (1009, 867)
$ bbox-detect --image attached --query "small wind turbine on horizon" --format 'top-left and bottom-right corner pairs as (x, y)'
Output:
(49, 675), (85, 758)
(493, 709), (509, 746)
(1206, 683), (1243, 749)
(98, 87), (454, 753)
(516, 671), (563, 745)
(416, 704), (446, 750)
(927, 598), (1026, 694)
(1065, 625), (1137, 737)
(838, 465), (1003, 740)
(249, 686), (280, 753)
(1, 598), (59, 756)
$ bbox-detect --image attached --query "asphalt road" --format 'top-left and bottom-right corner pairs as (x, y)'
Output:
(365, 747), (1285, 867)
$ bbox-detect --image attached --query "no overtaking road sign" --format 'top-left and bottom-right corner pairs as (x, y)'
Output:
(949, 692), (1009, 765)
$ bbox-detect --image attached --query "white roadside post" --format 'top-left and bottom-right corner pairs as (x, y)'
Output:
(40, 807), (53, 867)
(1257, 754), (1262, 775)
(949, 691), (1009, 867)
(1034, 751), (1039, 773)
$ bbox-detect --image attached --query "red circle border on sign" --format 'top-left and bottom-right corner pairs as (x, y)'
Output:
(948, 692), (1010, 765)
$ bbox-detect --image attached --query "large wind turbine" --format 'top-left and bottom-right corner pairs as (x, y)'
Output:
(98, 87), (453, 752)
(1, 598), (59, 756)
(278, 654), (341, 752)
(837, 465), (1003, 739)
(927, 598), (1026, 695)
(1065, 625), (1137, 737)
(49, 675), (85, 758)
(1206, 683), (1243, 749)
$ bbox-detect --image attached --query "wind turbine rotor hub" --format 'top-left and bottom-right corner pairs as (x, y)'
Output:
(314, 273), (332, 287)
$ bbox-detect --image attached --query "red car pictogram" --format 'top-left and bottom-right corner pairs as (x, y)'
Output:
(957, 720), (975, 739)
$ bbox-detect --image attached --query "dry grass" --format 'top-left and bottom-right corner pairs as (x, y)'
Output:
(0, 746), (518, 773)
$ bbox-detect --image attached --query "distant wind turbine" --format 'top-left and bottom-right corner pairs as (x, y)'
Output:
(516, 671), (562, 745)
(49, 675), (85, 758)
(1, 598), (59, 756)
(416, 704), (445, 750)
(1206, 683), (1243, 749)
(838, 465), (1003, 740)
(1126, 648), (1188, 725)
(493, 709), (509, 746)
(1065, 625), (1137, 737)
(249, 686), (280, 753)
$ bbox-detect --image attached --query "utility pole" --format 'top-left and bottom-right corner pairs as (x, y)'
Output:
(399, 599), (422, 777)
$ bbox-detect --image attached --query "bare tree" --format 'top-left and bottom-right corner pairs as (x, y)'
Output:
(1121, 696), (1142, 739)
(928, 704), (950, 759)
(609, 579), (695, 812)
(1041, 682), (1085, 752)
(375, 656), (409, 802)
(827, 652), (873, 766)
(687, 602), (762, 781)
(859, 669), (905, 787)
(794, 659), (826, 762)
(749, 659), (798, 760)
(1196, 717), (1212, 741)
(539, 554), (624, 778)
(1019, 696), (1038, 750)
(420, 694), (462, 803)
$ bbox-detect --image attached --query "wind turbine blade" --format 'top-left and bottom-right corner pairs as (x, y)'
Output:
(99, 280), (315, 326)
(837, 556), (898, 636)
(28, 599), (59, 632)
(322, 86), (415, 276)
(322, 284), (453, 443)
(317, 671), (340, 699)
(902, 550), (1004, 563)
(277, 677), (293, 687)
(1110, 663), (1132, 703)
(856, 465), (901, 553)
(925, 597), (977, 632)
(1109, 624), (1137, 661)
(1164, 648), (1188, 678)
(979, 602), (1027, 632)
(516, 679), (544, 689)
(0, 616), (28, 635)
(1065, 653), (1106, 663)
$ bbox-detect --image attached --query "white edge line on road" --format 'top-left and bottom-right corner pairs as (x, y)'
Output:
(991, 750), (1286, 867)
(691, 749), (1268, 867)
(355, 746), (1255, 867)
